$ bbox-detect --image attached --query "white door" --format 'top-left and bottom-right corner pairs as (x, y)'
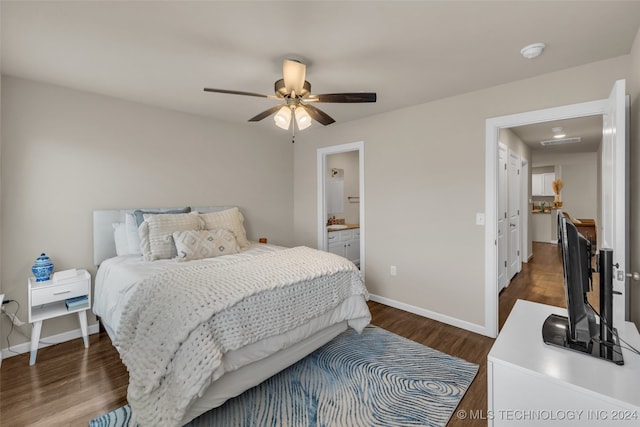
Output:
(497, 144), (508, 291)
(508, 151), (521, 279)
(520, 159), (529, 262)
(601, 79), (628, 324)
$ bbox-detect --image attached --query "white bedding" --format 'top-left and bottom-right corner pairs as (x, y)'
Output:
(93, 242), (371, 426)
(94, 242), (284, 338)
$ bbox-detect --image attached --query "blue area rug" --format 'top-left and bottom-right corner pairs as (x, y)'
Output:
(90, 326), (478, 427)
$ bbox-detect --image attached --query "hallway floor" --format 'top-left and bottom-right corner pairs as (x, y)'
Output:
(499, 241), (599, 330)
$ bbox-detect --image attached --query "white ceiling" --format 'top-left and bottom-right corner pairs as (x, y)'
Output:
(510, 115), (604, 154)
(2, 1), (640, 133)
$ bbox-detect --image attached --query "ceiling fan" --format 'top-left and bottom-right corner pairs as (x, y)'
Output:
(204, 59), (376, 140)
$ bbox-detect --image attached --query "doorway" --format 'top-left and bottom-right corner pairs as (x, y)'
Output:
(484, 80), (628, 338)
(497, 140), (529, 293)
(316, 141), (365, 275)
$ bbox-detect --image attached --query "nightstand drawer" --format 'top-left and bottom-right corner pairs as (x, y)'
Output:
(31, 278), (89, 306)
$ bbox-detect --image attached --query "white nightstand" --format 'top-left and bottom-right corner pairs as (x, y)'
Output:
(28, 269), (91, 365)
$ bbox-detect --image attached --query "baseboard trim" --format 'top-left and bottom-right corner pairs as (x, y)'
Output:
(1, 323), (100, 361)
(369, 294), (490, 337)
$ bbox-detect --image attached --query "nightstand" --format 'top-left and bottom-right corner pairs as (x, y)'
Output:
(28, 269), (91, 365)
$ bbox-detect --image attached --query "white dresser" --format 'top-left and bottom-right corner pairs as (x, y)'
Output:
(488, 300), (640, 426)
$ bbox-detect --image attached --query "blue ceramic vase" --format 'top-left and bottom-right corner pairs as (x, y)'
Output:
(32, 253), (54, 282)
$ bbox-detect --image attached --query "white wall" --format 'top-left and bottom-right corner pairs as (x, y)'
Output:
(532, 152), (599, 221)
(293, 55), (631, 331)
(630, 28), (640, 328)
(0, 76), (294, 347)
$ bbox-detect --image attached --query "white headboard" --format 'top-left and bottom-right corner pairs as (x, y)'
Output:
(93, 206), (232, 267)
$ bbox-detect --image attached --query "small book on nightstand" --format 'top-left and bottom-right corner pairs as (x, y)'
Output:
(65, 295), (89, 310)
(53, 268), (78, 283)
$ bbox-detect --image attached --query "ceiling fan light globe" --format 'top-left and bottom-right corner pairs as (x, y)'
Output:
(283, 59), (306, 95)
(274, 106), (292, 130)
(295, 107), (312, 130)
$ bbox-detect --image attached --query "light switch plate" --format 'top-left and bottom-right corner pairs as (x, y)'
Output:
(476, 213), (485, 225)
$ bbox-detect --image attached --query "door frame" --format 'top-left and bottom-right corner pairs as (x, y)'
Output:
(497, 143), (508, 291)
(507, 150), (522, 279)
(317, 141), (365, 275)
(485, 99), (608, 338)
(521, 158), (530, 262)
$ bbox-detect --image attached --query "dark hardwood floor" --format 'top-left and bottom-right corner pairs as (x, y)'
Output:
(0, 242), (567, 426)
(498, 241), (567, 329)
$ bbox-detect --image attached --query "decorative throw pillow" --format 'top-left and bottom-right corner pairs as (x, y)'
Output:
(133, 207), (191, 227)
(199, 207), (249, 249)
(138, 221), (151, 260)
(173, 229), (240, 261)
(140, 212), (203, 261)
(124, 212), (142, 255)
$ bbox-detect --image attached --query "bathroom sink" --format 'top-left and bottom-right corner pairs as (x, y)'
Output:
(328, 224), (348, 230)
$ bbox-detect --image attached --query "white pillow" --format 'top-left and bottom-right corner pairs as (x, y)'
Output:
(199, 207), (249, 249)
(113, 222), (129, 256)
(124, 212), (142, 255)
(173, 229), (240, 261)
(140, 212), (203, 261)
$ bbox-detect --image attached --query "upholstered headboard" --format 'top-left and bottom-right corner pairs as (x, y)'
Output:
(92, 206), (232, 267)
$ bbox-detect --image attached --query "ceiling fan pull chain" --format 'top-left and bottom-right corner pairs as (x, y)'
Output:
(291, 121), (296, 143)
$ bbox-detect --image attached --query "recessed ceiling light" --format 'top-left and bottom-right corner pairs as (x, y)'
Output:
(551, 126), (565, 138)
(520, 43), (546, 59)
(540, 137), (581, 146)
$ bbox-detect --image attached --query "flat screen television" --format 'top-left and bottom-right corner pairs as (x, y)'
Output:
(542, 213), (623, 365)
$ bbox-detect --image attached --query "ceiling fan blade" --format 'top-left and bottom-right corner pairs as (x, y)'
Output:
(248, 105), (283, 122)
(307, 92), (377, 103)
(204, 88), (275, 99)
(303, 104), (336, 126)
(283, 59), (306, 95)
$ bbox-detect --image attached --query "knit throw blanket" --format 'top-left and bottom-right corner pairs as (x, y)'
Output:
(115, 246), (368, 427)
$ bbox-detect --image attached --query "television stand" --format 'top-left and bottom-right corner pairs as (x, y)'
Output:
(488, 300), (640, 427)
(542, 313), (624, 365)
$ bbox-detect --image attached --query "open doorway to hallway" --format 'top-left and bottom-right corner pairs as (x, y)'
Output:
(498, 115), (602, 330)
(486, 80), (628, 339)
(499, 241), (600, 330)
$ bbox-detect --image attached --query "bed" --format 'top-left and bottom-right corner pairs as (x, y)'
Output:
(92, 206), (371, 427)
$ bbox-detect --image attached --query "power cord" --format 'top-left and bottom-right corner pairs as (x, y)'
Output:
(2, 299), (77, 352)
(587, 302), (640, 357)
(2, 299), (21, 355)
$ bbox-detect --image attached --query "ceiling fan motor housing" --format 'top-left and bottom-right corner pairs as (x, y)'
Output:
(275, 79), (311, 98)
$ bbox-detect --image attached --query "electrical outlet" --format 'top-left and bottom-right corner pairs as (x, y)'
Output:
(390, 265), (397, 276)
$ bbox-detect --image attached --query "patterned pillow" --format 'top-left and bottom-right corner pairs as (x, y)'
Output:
(173, 229), (240, 261)
(199, 207), (249, 249)
(140, 212), (203, 261)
